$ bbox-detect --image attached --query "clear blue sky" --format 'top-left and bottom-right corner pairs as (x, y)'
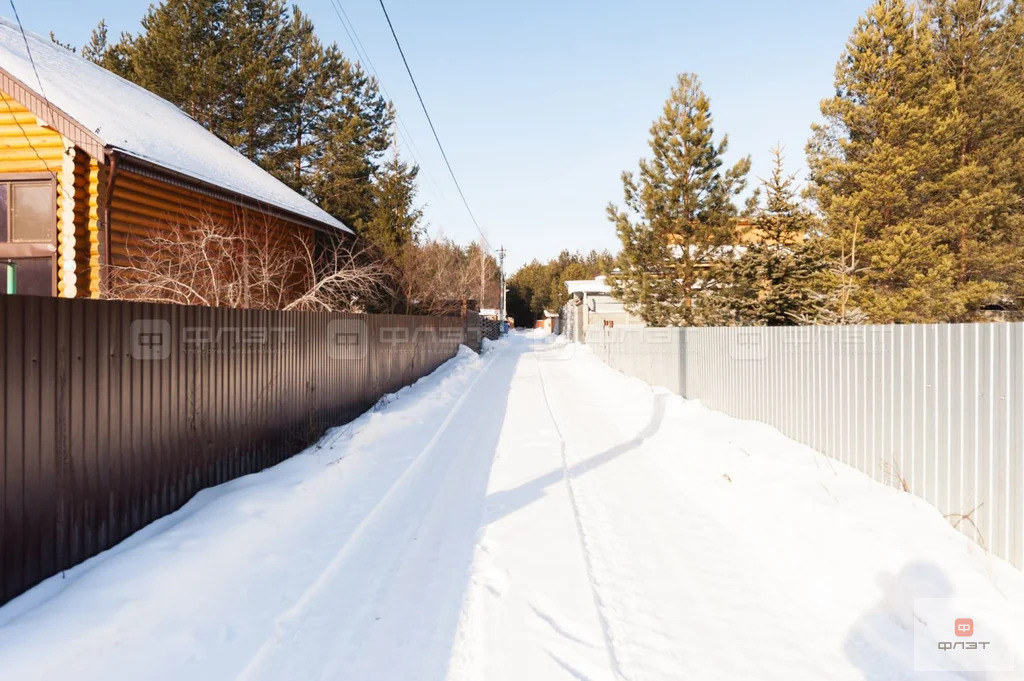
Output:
(22, 0), (869, 271)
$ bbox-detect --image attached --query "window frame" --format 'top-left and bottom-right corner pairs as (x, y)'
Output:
(0, 172), (58, 296)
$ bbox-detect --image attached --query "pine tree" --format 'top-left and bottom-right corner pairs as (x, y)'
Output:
(995, 1), (1024, 310)
(79, 1), (395, 232)
(608, 73), (750, 326)
(309, 63), (392, 230)
(504, 250), (616, 325)
(550, 262), (590, 309)
(920, 0), (1024, 316)
(807, 0), (973, 323)
(80, 20), (134, 76)
(81, 21), (106, 62)
(218, 0), (292, 166)
(121, 0), (230, 131)
(796, 218), (870, 325)
(582, 249), (616, 276)
(509, 260), (554, 320)
(731, 147), (824, 325)
(267, 7), (335, 193)
(48, 32), (76, 52)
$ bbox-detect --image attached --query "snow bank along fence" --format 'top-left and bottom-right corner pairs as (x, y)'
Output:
(586, 323), (1024, 569)
(0, 295), (478, 605)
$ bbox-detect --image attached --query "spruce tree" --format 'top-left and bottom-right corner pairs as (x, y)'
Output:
(608, 73), (750, 326)
(731, 147), (824, 325)
(365, 134), (423, 260)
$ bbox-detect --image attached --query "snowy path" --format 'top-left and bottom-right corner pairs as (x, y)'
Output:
(1, 333), (1023, 681)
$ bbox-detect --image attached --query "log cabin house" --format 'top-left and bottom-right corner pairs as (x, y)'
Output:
(0, 18), (351, 299)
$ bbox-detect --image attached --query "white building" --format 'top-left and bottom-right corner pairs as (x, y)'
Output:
(562, 275), (642, 341)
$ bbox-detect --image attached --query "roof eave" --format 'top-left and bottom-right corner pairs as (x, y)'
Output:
(112, 150), (353, 236)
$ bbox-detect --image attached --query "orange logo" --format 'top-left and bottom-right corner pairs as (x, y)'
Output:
(955, 618), (974, 637)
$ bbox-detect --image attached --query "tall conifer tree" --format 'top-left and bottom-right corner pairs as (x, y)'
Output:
(80, 1), (394, 232)
(920, 0), (1024, 316)
(808, 0), (974, 322)
(608, 73), (750, 326)
(366, 134), (423, 260)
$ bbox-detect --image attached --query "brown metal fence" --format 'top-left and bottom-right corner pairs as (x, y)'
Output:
(0, 295), (478, 605)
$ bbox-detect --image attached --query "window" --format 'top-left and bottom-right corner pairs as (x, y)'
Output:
(10, 182), (54, 243)
(0, 176), (57, 297)
(0, 184), (7, 242)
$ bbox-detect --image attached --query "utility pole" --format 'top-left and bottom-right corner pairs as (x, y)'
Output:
(498, 246), (507, 330)
(478, 245), (486, 310)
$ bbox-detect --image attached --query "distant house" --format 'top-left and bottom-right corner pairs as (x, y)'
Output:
(534, 310), (559, 333)
(0, 18), (350, 298)
(665, 218), (805, 267)
(562, 275), (641, 340)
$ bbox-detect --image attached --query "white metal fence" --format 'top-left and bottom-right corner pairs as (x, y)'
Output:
(585, 323), (1024, 570)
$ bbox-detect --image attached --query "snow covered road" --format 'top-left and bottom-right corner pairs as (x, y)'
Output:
(1, 332), (1022, 680)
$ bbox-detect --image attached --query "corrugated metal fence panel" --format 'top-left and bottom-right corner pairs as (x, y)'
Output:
(0, 295), (470, 605)
(582, 322), (1024, 570)
(586, 326), (686, 395)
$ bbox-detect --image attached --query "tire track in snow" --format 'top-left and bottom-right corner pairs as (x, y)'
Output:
(539, 350), (852, 680)
(234, 346), (504, 681)
(534, 350), (627, 681)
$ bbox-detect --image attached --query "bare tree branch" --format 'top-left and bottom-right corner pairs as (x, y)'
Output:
(106, 211), (391, 312)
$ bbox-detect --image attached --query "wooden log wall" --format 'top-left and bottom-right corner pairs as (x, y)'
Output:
(0, 89), (103, 299)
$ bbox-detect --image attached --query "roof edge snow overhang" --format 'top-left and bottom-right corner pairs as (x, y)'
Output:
(565, 279), (612, 295)
(112, 151), (353, 236)
(0, 66), (107, 158)
(0, 66), (351, 237)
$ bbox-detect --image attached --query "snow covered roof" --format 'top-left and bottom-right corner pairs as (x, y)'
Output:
(565, 277), (612, 295)
(0, 17), (350, 234)
(668, 243), (748, 260)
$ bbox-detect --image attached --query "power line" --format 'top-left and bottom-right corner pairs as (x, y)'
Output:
(7, 0), (58, 180)
(333, 1), (431, 178)
(8, 0), (49, 102)
(375, 0), (492, 252)
(324, 0), (455, 228)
